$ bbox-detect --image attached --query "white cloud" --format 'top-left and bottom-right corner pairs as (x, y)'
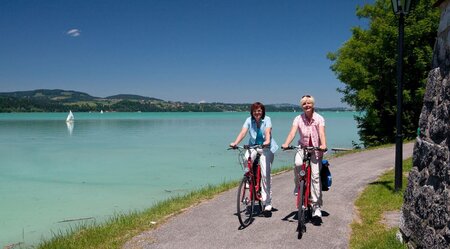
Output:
(66, 29), (81, 37)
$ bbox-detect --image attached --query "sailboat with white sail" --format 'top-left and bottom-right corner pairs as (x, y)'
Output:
(66, 110), (74, 123)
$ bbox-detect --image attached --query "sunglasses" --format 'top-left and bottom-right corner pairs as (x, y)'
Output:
(302, 95), (311, 99)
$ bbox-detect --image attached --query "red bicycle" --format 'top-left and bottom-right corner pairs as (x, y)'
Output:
(283, 145), (326, 238)
(229, 144), (264, 228)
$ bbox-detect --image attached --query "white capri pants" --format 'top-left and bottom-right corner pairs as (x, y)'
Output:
(245, 148), (274, 206)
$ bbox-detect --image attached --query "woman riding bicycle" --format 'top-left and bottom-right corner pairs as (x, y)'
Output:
(230, 102), (278, 213)
(281, 95), (327, 218)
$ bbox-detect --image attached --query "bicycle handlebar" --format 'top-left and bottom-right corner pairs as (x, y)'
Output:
(228, 144), (267, 171)
(281, 145), (327, 152)
(228, 144), (267, 150)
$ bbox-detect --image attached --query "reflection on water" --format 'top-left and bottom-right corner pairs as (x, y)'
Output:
(66, 121), (74, 135)
(0, 112), (360, 247)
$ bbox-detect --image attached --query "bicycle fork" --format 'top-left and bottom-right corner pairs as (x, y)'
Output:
(296, 162), (311, 209)
(245, 154), (262, 201)
(243, 156), (261, 202)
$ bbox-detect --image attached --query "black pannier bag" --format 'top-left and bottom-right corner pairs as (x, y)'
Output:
(321, 159), (332, 191)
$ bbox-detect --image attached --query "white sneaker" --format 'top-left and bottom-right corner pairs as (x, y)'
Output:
(313, 206), (322, 218)
(264, 204), (272, 212)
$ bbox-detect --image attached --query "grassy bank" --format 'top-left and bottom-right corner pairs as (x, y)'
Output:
(349, 158), (412, 249)
(36, 149), (412, 249)
(36, 166), (291, 249)
(37, 181), (238, 249)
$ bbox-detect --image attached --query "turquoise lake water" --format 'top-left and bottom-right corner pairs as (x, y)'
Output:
(0, 111), (360, 247)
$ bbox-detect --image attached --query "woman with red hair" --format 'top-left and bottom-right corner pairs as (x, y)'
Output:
(230, 102), (278, 213)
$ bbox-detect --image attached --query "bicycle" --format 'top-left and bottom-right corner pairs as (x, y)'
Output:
(283, 145), (327, 239)
(229, 144), (264, 228)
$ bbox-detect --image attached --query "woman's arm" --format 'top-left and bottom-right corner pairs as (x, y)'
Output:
(230, 127), (248, 147)
(263, 127), (272, 146)
(282, 125), (298, 148)
(319, 125), (327, 150)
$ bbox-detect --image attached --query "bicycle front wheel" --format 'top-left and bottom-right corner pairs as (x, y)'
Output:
(297, 180), (306, 238)
(237, 176), (255, 227)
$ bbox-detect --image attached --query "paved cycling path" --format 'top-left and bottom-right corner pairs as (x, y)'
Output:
(123, 142), (414, 249)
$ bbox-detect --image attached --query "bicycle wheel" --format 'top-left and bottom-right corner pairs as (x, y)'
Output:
(237, 176), (255, 227)
(297, 179), (306, 238)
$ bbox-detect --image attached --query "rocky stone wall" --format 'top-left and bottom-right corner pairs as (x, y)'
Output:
(400, 1), (450, 248)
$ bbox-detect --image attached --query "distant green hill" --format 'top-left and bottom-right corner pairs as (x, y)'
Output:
(0, 89), (351, 113)
(0, 89), (97, 102)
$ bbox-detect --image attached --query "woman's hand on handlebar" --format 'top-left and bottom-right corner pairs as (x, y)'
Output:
(281, 143), (290, 150)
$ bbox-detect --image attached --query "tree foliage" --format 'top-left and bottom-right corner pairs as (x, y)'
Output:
(327, 0), (440, 146)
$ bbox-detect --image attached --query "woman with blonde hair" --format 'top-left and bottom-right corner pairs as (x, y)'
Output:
(281, 95), (327, 218)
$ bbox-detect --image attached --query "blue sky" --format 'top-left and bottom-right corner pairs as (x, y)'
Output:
(0, 0), (373, 107)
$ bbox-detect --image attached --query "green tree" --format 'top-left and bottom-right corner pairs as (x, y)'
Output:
(327, 0), (439, 146)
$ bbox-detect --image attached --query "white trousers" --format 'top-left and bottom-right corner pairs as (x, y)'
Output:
(294, 152), (322, 207)
(245, 148), (274, 206)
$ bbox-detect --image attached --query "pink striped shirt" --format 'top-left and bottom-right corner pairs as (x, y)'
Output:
(293, 112), (325, 158)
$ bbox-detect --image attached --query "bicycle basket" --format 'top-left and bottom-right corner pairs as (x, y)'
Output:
(237, 149), (247, 171)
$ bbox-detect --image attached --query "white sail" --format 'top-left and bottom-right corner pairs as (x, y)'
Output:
(66, 110), (74, 123)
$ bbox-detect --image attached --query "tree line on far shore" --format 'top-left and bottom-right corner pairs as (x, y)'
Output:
(0, 89), (351, 113)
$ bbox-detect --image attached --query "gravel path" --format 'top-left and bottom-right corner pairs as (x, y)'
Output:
(124, 142), (414, 249)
